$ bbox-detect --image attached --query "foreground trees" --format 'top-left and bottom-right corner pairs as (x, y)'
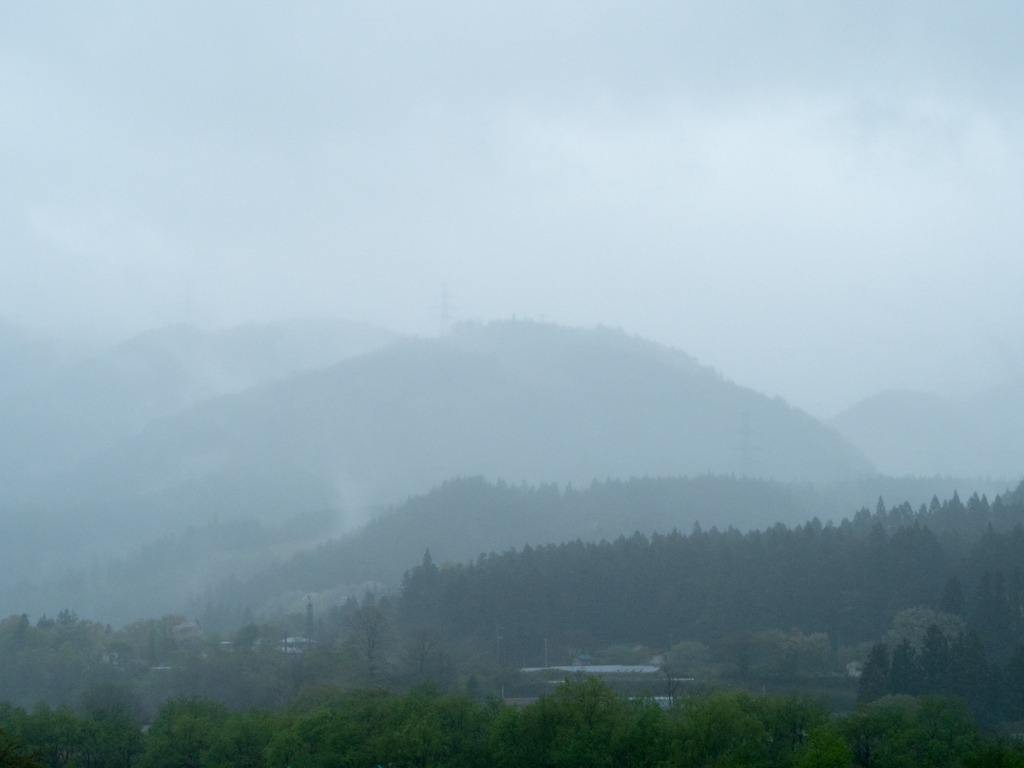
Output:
(4, 679), (1024, 768)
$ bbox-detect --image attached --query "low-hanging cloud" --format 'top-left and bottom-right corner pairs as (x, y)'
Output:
(1, 0), (1023, 415)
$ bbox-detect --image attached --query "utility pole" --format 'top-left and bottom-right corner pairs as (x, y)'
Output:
(496, 625), (502, 667)
(544, 638), (548, 669)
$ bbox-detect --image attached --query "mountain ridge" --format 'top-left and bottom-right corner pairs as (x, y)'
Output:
(831, 385), (1024, 479)
(40, 321), (875, 527)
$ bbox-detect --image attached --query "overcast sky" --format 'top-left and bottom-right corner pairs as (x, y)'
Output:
(2, 1), (1023, 417)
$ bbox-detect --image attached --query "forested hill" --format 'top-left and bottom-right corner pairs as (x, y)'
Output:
(6, 487), (1024, 730)
(0, 318), (396, 506)
(7, 474), (1004, 627)
(395, 488), (1024, 666)
(830, 383), (1024, 479)
(193, 476), (1020, 628)
(205, 476), (815, 615)
(44, 321), (874, 523)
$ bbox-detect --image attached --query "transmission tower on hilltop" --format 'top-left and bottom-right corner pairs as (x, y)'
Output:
(433, 284), (457, 336)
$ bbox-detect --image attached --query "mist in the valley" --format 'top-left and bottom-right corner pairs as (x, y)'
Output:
(3, 2), (1024, 738)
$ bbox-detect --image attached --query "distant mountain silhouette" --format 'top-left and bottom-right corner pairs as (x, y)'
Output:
(0, 318), (397, 504)
(191, 475), (844, 623)
(189, 475), (1024, 629)
(43, 321), (875, 526)
(6, 473), (1013, 626)
(830, 385), (1024, 479)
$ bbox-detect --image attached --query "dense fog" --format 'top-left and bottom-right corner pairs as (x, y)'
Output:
(2, 1), (1024, 758)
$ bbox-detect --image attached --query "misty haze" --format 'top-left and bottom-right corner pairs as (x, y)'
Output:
(2, 2), (1024, 765)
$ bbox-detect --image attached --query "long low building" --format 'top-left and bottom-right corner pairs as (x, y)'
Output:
(519, 665), (661, 674)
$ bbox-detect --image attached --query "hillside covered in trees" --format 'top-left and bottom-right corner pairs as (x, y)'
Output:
(0, 318), (395, 508)
(1, 320), (913, 627)
(43, 321), (874, 526)
(8, 473), (1008, 628)
(184, 475), (1014, 630)
(6, 320), (1016, 631)
(395, 485), (1024, 659)
(388, 489), (1024, 719)
(6, 487), (1024, 730)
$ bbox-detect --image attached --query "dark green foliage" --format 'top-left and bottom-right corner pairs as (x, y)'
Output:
(2, 675), (1023, 768)
(0, 614), (117, 711)
(140, 697), (227, 768)
(942, 576), (967, 615)
(1004, 644), (1024, 720)
(396, 517), (949, 662)
(889, 640), (921, 696)
(795, 726), (853, 768)
(344, 593), (395, 685)
(964, 742), (1024, 768)
(0, 704), (142, 768)
(215, 475), (860, 623)
(490, 676), (657, 768)
(921, 624), (951, 691)
(858, 645), (890, 704)
(857, 625), (1002, 726)
(0, 728), (38, 768)
(205, 478), (1024, 629)
(842, 695), (981, 768)
(205, 709), (275, 768)
(0, 609), (378, 715)
(8, 483), (1024, 734)
(264, 687), (493, 768)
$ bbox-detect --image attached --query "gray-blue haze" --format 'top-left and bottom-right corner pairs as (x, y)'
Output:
(0, 318), (1018, 624)
(2, 1), (1024, 416)
(1, 2), (1022, 623)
